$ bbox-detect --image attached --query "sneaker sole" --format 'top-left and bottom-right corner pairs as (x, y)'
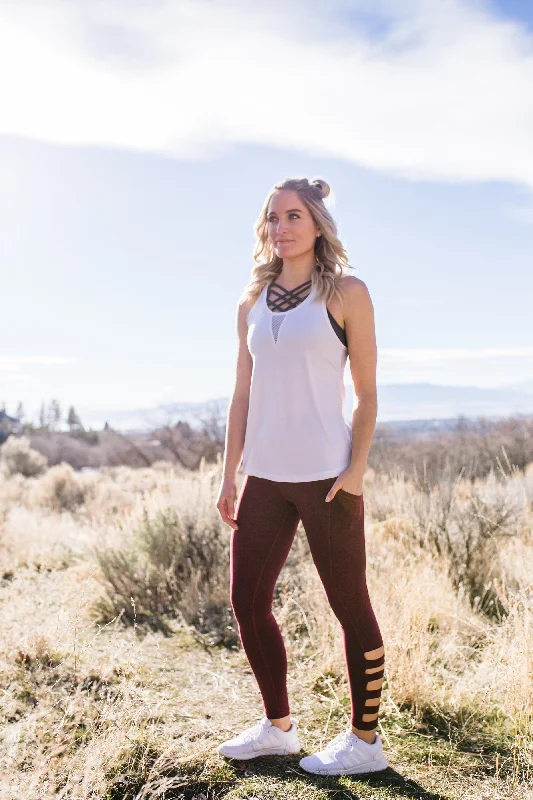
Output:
(218, 743), (301, 760)
(299, 754), (389, 775)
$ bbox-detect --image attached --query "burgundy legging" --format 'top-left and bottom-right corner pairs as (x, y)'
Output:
(230, 474), (385, 731)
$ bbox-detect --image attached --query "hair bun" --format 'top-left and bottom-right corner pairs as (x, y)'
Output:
(311, 178), (331, 200)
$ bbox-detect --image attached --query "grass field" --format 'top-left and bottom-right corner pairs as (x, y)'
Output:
(0, 447), (532, 799)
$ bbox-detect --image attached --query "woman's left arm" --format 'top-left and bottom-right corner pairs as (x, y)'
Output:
(326, 277), (377, 501)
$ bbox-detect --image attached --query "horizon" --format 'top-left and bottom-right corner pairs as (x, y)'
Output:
(1, 0), (531, 426)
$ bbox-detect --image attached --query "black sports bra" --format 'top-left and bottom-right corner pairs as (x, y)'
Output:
(266, 279), (347, 347)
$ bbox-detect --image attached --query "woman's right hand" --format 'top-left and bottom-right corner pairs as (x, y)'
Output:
(216, 478), (239, 530)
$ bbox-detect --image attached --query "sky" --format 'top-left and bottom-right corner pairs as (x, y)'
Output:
(0, 0), (532, 428)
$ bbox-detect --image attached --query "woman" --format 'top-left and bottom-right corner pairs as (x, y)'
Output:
(216, 177), (388, 776)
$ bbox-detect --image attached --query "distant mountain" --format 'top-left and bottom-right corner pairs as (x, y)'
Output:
(81, 382), (533, 432)
(82, 398), (230, 433)
(365, 382), (533, 422)
(504, 379), (533, 395)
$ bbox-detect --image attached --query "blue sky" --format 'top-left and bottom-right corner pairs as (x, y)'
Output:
(0, 0), (532, 428)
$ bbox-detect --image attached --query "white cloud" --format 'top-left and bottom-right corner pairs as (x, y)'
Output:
(0, 0), (533, 193)
(0, 356), (76, 370)
(378, 347), (533, 361)
(0, 356), (76, 387)
(375, 345), (533, 387)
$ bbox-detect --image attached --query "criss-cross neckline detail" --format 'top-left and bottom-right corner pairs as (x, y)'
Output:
(266, 278), (314, 314)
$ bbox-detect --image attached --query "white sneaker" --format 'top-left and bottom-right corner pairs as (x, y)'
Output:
(299, 730), (388, 775)
(217, 716), (301, 760)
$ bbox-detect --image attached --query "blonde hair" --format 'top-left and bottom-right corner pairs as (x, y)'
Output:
(241, 176), (354, 306)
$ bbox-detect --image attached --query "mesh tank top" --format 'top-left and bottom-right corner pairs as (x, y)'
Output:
(241, 280), (352, 481)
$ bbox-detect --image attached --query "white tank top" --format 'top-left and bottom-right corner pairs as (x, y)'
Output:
(241, 282), (352, 481)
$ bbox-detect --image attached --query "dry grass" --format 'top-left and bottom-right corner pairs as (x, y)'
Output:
(0, 454), (532, 799)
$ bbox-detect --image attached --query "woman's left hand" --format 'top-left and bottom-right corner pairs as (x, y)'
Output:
(325, 471), (363, 502)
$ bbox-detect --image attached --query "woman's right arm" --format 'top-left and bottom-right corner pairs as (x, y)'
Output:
(216, 296), (253, 530)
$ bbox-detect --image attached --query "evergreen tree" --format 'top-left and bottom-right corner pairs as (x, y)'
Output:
(49, 399), (62, 431)
(67, 405), (84, 430)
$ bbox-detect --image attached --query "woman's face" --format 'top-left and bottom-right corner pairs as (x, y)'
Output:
(267, 190), (320, 260)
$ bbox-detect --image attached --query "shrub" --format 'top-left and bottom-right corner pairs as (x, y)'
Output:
(0, 435), (48, 478)
(37, 462), (87, 512)
(93, 506), (235, 645)
(409, 472), (523, 619)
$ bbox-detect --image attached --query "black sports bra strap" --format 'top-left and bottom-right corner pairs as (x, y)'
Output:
(264, 279), (347, 346)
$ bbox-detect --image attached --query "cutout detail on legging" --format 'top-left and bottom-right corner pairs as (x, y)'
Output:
(355, 646), (385, 730)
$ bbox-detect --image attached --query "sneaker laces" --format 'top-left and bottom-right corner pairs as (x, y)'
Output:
(241, 717), (270, 744)
(326, 730), (355, 756)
